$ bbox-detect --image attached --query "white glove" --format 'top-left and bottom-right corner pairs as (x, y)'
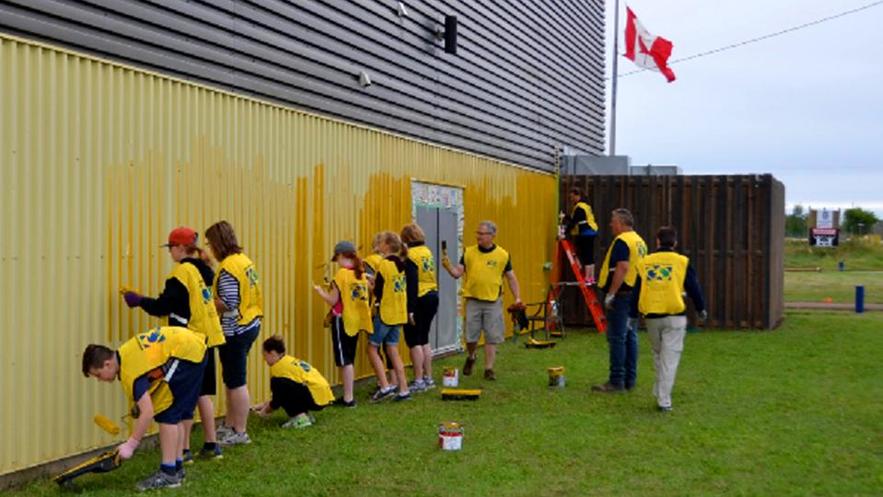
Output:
(118, 437), (140, 460)
(698, 310), (708, 322)
(604, 293), (615, 309)
(627, 317), (637, 331)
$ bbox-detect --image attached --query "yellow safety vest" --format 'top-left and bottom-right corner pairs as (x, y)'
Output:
(118, 326), (207, 416)
(333, 267), (373, 336)
(170, 263), (225, 347)
(597, 231), (648, 289)
(407, 245), (438, 297)
(269, 355), (335, 407)
(637, 251), (689, 315)
(571, 201), (599, 234)
(463, 245), (510, 302)
(214, 253), (263, 326)
(377, 258), (408, 325)
(363, 254), (383, 274)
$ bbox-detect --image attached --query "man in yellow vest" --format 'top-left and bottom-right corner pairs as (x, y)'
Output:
(592, 208), (647, 393)
(630, 227), (706, 412)
(442, 221), (522, 381)
(81, 326), (207, 491)
(254, 335), (334, 428)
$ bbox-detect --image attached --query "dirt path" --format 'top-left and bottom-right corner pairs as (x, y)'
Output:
(785, 302), (883, 311)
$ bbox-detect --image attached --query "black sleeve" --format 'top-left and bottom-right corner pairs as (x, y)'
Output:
(374, 273), (385, 302)
(405, 260), (419, 313)
(138, 277), (190, 325)
(565, 206), (586, 233)
(684, 264), (706, 312)
(269, 377), (295, 410)
(630, 276), (641, 318)
(504, 255), (512, 273)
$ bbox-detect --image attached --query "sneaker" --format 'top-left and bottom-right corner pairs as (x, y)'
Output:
(307, 413), (317, 424)
(177, 467), (186, 480)
(216, 423), (233, 439)
(182, 449), (193, 465)
(423, 377), (436, 390)
(370, 386), (396, 403)
(281, 414), (312, 429)
(335, 398), (357, 408)
(198, 444), (223, 460)
(135, 470), (181, 492)
(408, 379), (426, 393)
(591, 382), (625, 393)
(393, 392), (412, 402)
(483, 369), (497, 381)
(657, 405), (673, 413)
(218, 430), (252, 446)
(463, 355), (476, 376)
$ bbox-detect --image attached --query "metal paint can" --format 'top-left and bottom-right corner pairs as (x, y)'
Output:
(438, 422), (463, 451)
(443, 366), (459, 387)
(548, 366), (565, 388)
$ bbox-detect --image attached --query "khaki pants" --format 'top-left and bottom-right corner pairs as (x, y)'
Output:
(645, 315), (687, 409)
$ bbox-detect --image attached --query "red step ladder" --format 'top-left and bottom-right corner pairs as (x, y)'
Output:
(550, 239), (607, 333)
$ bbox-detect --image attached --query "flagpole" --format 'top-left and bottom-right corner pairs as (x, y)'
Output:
(609, 0), (620, 156)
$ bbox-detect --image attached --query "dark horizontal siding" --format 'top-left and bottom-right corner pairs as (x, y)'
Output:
(0, 0), (605, 171)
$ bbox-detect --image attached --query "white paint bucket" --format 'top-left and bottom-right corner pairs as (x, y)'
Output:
(438, 422), (463, 451)
(443, 367), (459, 387)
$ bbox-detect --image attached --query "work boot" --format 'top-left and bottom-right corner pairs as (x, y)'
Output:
(463, 355), (476, 376)
(483, 369), (497, 381)
(591, 382), (625, 393)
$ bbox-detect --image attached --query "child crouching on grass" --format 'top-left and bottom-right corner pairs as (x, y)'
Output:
(254, 335), (334, 428)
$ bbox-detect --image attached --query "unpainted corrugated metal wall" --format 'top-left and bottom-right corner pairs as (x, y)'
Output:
(560, 175), (785, 329)
(0, 35), (557, 475)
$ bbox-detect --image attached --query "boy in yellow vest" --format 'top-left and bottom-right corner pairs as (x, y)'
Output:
(442, 221), (522, 381)
(592, 208), (647, 393)
(81, 326), (207, 491)
(122, 226), (225, 461)
(254, 335), (334, 428)
(630, 227), (706, 412)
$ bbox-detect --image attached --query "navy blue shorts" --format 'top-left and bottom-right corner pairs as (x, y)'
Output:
(218, 324), (260, 389)
(154, 355), (207, 424)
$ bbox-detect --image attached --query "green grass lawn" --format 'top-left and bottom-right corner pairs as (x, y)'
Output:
(785, 270), (883, 304)
(785, 237), (883, 271)
(11, 311), (883, 497)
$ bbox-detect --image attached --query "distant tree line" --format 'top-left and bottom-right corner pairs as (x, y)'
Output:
(786, 205), (880, 237)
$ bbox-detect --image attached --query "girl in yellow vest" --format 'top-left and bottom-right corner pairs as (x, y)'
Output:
(562, 187), (600, 284)
(81, 326), (207, 491)
(362, 233), (396, 391)
(205, 220), (264, 446)
(400, 223), (439, 392)
(367, 231), (414, 402)
(121, 226), (224, 461)
(254, 335), (334, 428)
(313, 241), (373, 408)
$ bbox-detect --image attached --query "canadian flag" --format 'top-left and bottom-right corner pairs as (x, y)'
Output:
(624, 7), (676, 82)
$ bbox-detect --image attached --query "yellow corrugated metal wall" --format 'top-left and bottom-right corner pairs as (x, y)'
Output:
(0, 34), (557, 475)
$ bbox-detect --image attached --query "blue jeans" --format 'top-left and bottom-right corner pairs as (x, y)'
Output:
(606, 293), (638, 389)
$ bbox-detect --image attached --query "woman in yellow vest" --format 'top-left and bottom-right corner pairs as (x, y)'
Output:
(121, 226), (224, 461)
(81, 326), (207, 491)
(562, 187), (600, 284)
(400, 223), (439, 392)
(313, 240), (373, 408)
(367, 231), (413, 402)
(205, 220), (263, 446)
(254, 335), (334, 428)
(630, 226), (706, 412)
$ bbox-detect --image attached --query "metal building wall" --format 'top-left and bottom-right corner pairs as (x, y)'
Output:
(559, 175), (785, 329)
(0, 0), (606, 172)
(0, 35), (558, 475)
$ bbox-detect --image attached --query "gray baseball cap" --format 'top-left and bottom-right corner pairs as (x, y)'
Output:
(332, 240), (356, 261)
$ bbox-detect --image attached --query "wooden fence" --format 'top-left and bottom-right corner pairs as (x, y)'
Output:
(560, 175), (785, 329)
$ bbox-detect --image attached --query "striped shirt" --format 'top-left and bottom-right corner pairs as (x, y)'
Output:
(217, 270), (261, 336)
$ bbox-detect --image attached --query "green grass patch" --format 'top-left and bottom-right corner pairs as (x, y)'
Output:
(785, 270), (883, 304)
(785, 237), (883, 271)
(11, 312), (883, 496)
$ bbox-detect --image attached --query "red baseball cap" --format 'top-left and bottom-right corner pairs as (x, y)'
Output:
(162, 227), (198, 247)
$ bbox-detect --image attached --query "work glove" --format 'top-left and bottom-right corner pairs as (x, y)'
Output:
(117, 438), (140, 460)
(697, 310), (708, 323)
(604, 293), (615, 310)
(627, 317), (638, 331)
(441, 255), (453, 272)
(123, 292), (143, 308)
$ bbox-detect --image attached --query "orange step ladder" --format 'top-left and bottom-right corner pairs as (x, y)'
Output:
(550, 239), (607, 333)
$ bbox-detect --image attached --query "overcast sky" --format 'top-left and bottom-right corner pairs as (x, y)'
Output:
(604, 0), (883, 215)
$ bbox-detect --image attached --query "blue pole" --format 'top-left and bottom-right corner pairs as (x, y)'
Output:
(855, 285), (865, 313)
